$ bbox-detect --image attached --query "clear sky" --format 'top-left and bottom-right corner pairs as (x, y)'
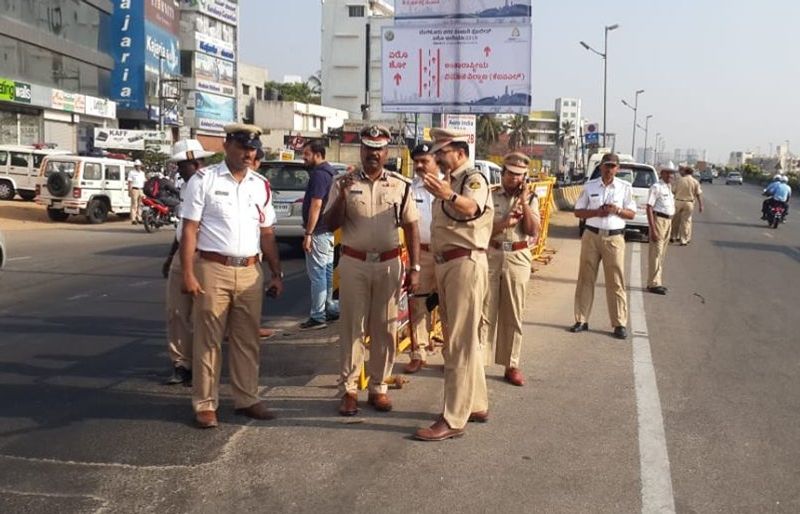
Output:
(239, 0), (800, 162)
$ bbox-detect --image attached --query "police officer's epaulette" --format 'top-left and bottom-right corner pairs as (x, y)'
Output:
(250, 171), (268, 183)
(490, 184), (502, 192)
(388, 171), (412, 184)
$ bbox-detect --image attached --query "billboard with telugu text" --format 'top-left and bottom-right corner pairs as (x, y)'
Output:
(381, 23), (531, 113)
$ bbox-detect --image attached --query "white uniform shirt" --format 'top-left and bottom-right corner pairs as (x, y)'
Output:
(181, 161), (276, 258)
(647, 180), (675, 216)
(575, 176), (637, 231)
(412, 173), (441, 244)
(127, 168), (146, 189)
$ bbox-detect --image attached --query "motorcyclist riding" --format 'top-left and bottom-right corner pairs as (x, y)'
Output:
(762, 174), (791, 220)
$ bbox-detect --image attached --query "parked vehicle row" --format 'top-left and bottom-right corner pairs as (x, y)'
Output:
(0, 145), (70, 201)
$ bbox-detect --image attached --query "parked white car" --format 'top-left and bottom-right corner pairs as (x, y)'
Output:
(474, 159), (502, 185)
(35, 155), (136, 223)
(0, 145), (71, 201)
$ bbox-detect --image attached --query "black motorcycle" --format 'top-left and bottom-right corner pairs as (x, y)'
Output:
(765, 202), (786, 229)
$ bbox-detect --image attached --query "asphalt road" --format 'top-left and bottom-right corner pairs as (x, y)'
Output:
(0, 183), (797, 513)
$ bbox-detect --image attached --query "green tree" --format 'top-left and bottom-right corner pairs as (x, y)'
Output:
(557, 120), (575, 173)
(264, 80), (321, 105)
(507, 114), (530, 150)
(476, 115), (502, 158)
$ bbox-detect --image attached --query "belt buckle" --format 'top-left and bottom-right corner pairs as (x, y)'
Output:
(434, 254), (445, 264)
(502, 241), (513, 252)
(228, 256), (248, 267)
(365, 252), (380, 262)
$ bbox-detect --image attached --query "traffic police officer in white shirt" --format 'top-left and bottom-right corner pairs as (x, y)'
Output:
(180, 124), (284, 429)
(404, 141), (442, 374)
(127, 159), (146, 224)
(645, 167), (676, 295)
(570, 153), (636, 340)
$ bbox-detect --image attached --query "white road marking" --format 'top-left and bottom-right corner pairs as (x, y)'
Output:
(762, 232), (774, 238)
(67, 294), (89, 301)
(7, 256), (31, 262)
(630, 244), (676, 513)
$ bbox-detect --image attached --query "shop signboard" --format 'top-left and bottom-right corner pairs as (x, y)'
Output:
(51, 89), (86, 113)
(193, 91), (235, 122)
(85, 96), (117, 118)
(180, 0), (238, 25)
(145, 0), (180, 35)
(0, 78), (32, 104)
(195, 53), (235, 87)
(195, 32), (235, 61)
(94, 129), (171, 150)
(111, 0), (147, 109)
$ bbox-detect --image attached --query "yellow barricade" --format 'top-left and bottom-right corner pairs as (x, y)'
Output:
(529, 176), (557, 263)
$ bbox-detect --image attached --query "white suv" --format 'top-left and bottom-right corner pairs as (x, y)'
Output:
(580, 162), (659, 236)
(0, 145), (71, 201)
(36, 155), (136, 224)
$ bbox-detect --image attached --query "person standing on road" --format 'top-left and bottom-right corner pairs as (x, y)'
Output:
(299, 140), (339, 330)
(127, 160), (146, 224)
(645, 167), (676, 295)
(404, 141), (441, 374)
(414, 128), (493, 442)
(483, 152), (540, 387)
(162, 139), (214, 385)
(569, 153), (636, 340)
(670, 166), (703, 245)
(180, 124), (284, 429)
(324, 125), (420, 417)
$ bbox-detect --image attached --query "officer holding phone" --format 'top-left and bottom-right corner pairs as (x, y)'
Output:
(482, 152), (540, 386)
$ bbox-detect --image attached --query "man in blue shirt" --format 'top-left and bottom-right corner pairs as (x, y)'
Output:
(300, 140), (340, 329)
(762, 175), (792, 220)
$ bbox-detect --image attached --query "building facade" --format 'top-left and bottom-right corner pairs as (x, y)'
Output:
(238, 62), (269, 124)
(0, 0), (118, 152)
(321, 0), (394, 122)
(252, 100), (348, 152)
(554, 97), (581, 142)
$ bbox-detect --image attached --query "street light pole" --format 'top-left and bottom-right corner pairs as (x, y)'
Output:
(637, 114), (652, 163)
(621, 89), (644, 156)
(654, 132), (661, 166)
(580, 23), (618, 149)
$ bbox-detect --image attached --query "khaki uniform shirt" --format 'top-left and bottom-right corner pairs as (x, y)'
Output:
(430, 162), (493, 253)
(490, 186), (540, 244)
(326, 169), (418, 252)
(672, 175), (702, 202)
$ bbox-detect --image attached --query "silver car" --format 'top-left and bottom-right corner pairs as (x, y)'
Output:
(725, 172), (743, 185)
(257, 160), (347, 241)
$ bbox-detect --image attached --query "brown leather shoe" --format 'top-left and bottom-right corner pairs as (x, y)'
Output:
(234, 401), (275, 420)
(468, 411), (489, 423)
(414, 418), (465, 441)
(504, 367), (525, 387)
(367, 392), (393, 412)
(339, 393), (358, 416)
(195, 410), (218, 429)
(403, 358), (425, 374)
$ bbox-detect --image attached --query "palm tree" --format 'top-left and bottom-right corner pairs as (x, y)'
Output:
(558, 120), (575, 173)
(306, 70), (322, 96)
(476, 115), (502, 157)
(506, 114), (530, 150)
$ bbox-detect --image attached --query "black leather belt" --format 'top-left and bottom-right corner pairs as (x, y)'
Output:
(585, 226), (624, 236)
(655, 212), (672, 219)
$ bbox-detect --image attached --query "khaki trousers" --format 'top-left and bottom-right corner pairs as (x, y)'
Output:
(410, 249), (436, 361)
(647, 216), (671, 288)
(483, 248), (531, 369)
(130, 188), (143, 221)
(671, 200), (694, 243)
(436, 252), (489, 430)
(192, 258), (263, 413)
(166, 256), (193, 369)
(337, 254), (402, 395)
(574, 230), (627, 327)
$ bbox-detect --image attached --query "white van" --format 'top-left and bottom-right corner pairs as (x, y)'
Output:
(474, 159), (502, 185)
(0, 145), (71, 201)
(36, 155), (135, 224)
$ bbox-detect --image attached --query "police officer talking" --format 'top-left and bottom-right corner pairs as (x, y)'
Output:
(180, 124), (283, 429)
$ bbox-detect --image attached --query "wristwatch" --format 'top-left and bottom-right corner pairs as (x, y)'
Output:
(448, 192), (458, 202)
(410, 264), (421, 272)
(273, 271), (284, 279)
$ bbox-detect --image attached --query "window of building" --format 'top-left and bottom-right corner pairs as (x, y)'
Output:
(243, 84), (250, 95)
(348, 5), (365, 17)
(256, 87), (263, 101)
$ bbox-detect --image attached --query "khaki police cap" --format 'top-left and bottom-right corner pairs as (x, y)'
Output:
(503, 152), (530, 174)
(430, 128), (471, 153)
(360, 125), (391, 148)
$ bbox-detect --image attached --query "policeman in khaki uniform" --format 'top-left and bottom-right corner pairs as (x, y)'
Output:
(180, 124), (284, 429)
(404, 141), (441, 374)
(570, 153), (637, 340)
(162, 139), (214, 386)
(646, 167), (676, 295)
(414, 128), (493, 442)
(670, 166), (704, 245)
(482, 152), (540, 387)
(324, 125), (420, 416)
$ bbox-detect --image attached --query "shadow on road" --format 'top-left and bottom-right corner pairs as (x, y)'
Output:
(695, 220), (767, 229)
(712, 240), (800, 263)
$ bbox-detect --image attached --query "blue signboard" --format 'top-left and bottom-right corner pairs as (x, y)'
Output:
(144, 22), (180, 77)
(110, 0), (146, 109)
(195, 91), (235, 122)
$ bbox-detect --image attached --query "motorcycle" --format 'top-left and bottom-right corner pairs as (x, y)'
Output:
(765, 202), (786, 229)
(141, 197), (177, 233)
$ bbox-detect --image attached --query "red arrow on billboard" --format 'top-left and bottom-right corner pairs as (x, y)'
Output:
(394, 73), (402, 86)
(484, 46), (492, 57)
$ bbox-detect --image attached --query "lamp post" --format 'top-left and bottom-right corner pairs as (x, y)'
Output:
(580, 23), (619, 148)
(621, 89), (644, 156)
(636, 114), (652, 163)
(654, 132), (661, 166)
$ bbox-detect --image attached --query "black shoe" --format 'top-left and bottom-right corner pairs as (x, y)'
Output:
(613, 326), (628, 340)
(647, 286), (667, 295)
(569, 322), (589, 333)
(760, 215), (767, 220)
(165, 365), (191, 386)
(325, 312), (340, 322)
(299, 318), (327, 330)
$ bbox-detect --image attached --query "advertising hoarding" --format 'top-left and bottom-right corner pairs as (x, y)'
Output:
(394, 0), (532, 20)
(193, 91), (235, 122)
(195, 32), (235, 61)
(145, 0), (180, 35)
(111, 0), (146, 109)
(180, 0), (238, 25)
(94, 129), (171, 151)
(145, 21), (181, 77)
(381, 23), (532, 113)
(195, 53), (235, 87)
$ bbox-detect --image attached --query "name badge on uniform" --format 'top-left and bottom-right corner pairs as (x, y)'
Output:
(214, 191), (229, 196)
(348, 190), (363, 195)
(590, 193), (600, 197)
(415, 199), (424, 203)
